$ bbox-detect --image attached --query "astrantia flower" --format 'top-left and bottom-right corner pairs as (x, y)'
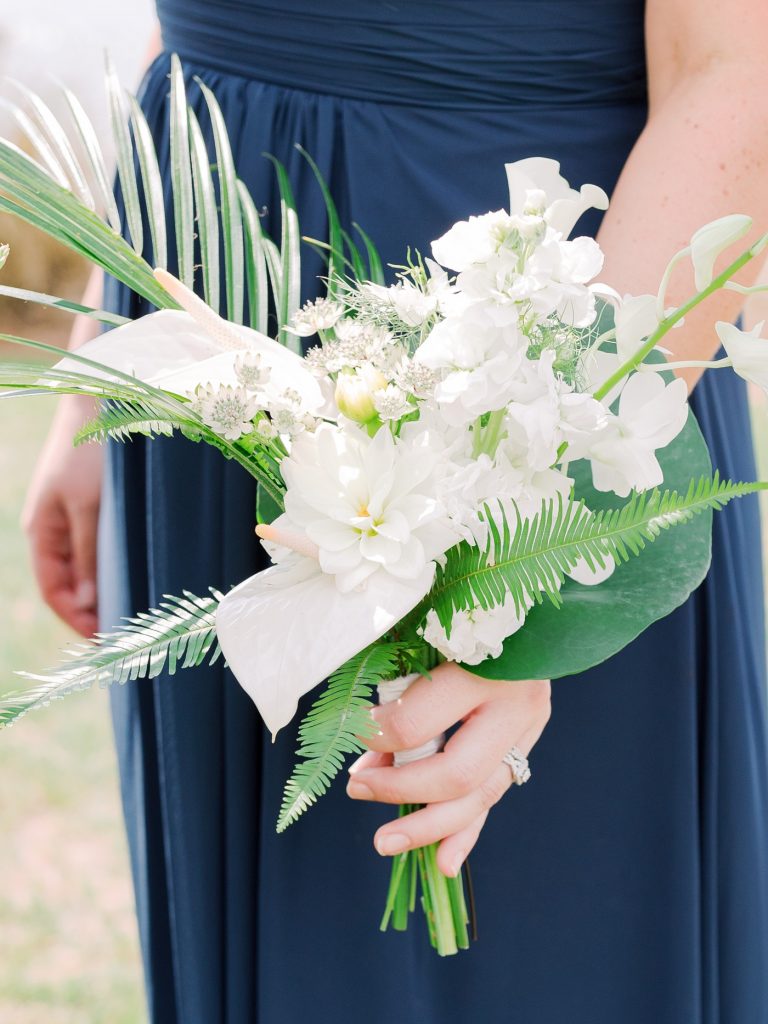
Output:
(192, 383), (260, 441)
(373, 384), (413, 421)
(420, 599), (527, 665)
(587, 372), (689, 496)
(393, 356), (440, 400)
(716, 320), (768, 390)
(234, 350), (271, 391)
(290, 297), (345, 337)
(279, 423), (458, 591)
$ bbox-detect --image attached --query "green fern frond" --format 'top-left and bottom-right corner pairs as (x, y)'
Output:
(0, 591), (223, 729)
(277, 642), (411, 832)
(74, 398), (195, 445)
(422, 474), (768, 634)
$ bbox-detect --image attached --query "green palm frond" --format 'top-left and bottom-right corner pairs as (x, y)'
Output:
(277, 642), (411, 832)
(0, 592), (222, 729)
(0, 285), (130, 327)
(420, 475), (768, 635)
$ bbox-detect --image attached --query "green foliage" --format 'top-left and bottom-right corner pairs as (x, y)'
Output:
(277, 642), (411, 832)
(0, 592), (222, 730)
(421, 475), (767, 638)
(74, 399), (187, 445)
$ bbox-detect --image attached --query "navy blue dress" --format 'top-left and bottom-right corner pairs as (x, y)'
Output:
(99, 2), (768, 1021)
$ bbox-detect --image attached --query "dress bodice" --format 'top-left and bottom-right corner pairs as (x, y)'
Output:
(156, 0), (647, 109)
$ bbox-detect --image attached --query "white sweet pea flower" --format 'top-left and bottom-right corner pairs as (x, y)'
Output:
(716, 320), (768, 389)
(690, 215), (752, 291)
(505, 157), (609, 239)
(421, 599), (527, 665)
(587, 372), (689, 496)
(414, 301), (524, 425)
(279, 422), (458, 592)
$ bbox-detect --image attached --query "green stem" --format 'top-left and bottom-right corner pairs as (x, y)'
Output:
(639, 356), (732, 372)
(593, 235), (767, 402)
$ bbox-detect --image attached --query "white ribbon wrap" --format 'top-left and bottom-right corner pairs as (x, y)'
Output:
(377, 672), (444, 768)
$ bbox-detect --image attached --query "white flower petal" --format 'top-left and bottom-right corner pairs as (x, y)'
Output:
(216, 560), (435, 735)
(690, 214), (752, 291)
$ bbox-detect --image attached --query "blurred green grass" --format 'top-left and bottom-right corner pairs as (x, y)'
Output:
(0, 397), (145, 1024)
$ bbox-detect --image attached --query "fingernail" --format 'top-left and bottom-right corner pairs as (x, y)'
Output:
(346, 780), (373, 800)
(375, 833), (409, 856)
(445, 856), (464, 878)
(348, 756), (365, 775)
(75, 580), (97, 610)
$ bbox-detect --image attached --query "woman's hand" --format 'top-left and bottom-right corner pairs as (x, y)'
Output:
(22, 393), (103, 638)
(347, 663), (551, 877)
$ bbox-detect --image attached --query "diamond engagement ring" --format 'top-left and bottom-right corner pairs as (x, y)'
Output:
(502, 746), (531, 786)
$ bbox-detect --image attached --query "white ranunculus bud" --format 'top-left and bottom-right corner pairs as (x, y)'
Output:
(334, 366), (388, 423)
(690, 214), (752, 291)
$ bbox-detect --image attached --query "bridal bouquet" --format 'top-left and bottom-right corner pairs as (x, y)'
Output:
(1, 61), (767, 955)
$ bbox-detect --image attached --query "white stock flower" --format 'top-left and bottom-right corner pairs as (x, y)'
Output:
(280, 423), (458, 591)
(690, 215), (752, 291)
(431, 209), (515, 273)
(421, 599), (527, 665)
(414, 302), (524, 424)
(506, 157), (609, 239)
(290, 297), (345, 337)
(587, 372), (689, 496)
(717, 320), (768, 389)
(192, 383), (260, 441)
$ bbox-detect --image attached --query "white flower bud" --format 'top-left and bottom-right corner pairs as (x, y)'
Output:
(334, 366), (388, 423)
(690, 214), (752, 291)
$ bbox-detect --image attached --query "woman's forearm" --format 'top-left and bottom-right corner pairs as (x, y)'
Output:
(597, 61), (768, 387)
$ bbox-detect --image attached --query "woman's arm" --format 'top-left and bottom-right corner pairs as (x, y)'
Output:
(598, 0), (768, 388)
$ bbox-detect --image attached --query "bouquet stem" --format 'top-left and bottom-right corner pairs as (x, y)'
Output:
(379, 803), (471, 956)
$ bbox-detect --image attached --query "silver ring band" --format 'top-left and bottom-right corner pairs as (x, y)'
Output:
(502, 746), (531, 786)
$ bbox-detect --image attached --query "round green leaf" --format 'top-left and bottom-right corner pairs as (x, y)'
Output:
(469, 407), (713, 681)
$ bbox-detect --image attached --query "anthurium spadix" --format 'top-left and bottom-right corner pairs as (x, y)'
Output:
(215, 555), (435, 736)
(53, 269), (326, 413)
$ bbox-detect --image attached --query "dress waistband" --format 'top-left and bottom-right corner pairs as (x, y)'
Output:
(157, 0), (647, 110)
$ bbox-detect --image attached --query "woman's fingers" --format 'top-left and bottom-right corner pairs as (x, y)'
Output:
(372, 762), (513, 857)
(349, 682), (550, 804)
(437, 812), (488, 878)
(363, 663), (544, 755)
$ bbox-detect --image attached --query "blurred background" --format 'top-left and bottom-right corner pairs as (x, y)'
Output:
(0, 2), (156, 1022)
(0, 4), (767, 1024)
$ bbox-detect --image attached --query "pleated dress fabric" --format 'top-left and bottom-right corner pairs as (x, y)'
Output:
(99, 2), (768, 1022)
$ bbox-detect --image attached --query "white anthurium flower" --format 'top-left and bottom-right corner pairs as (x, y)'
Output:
(55, 268), (327, 415)
(614, 293), (660, 363)
(587, 372), (689, 496)
(690, 214), (752, 291)
(279, 422), (459, 592)
(216, 556), (435, 736)
(414, 301), (524, 425)
(716, 320), (768, 390)
(505, 157), (609, 239)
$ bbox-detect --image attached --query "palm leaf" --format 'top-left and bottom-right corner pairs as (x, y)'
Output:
(296, 144), (344, 298)
(0, 285), (129, 327)
(74, 398), (191, 444)
(127, 94), (168, 268)
(0, 592), (222, 729)
(188, 107), (221, 312)
(197, 79), (244, 324)
(264, 154), (302, 351)
(277, 642), (410, 832)
(105, 56), (144, 253)
(60, 84), (122, 230)
(418, 475), (768, 635)
(169, 54), (195, 287)
(237, 180), (269, 334)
